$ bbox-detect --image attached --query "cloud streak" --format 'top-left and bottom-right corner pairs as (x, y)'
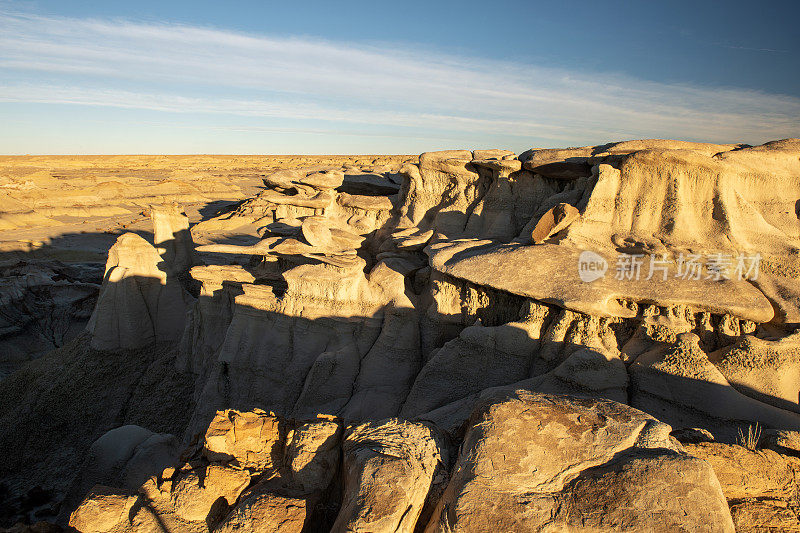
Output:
(0, 10), (798, 149)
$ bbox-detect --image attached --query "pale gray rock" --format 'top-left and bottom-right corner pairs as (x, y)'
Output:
(150, 203), (195, 275)
(86, 232), (194, 350)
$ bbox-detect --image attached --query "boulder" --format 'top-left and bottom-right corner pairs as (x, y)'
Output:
(262, 168), (308, 190)
(170, 463), (251, 522)
(300, 217), (333, 248)
(424, 391), (734, 532)
(285, 417), (342, 494)
(562, 450), (735, 532)
(203, 409), (284, 470)
(390, 227), (434, 250)
(299, 170), (345, 190)
(215, 487), (309, 533)
(68, 486), (136, 533)
(529, 202), (580, 244)
(331, 419), (445, 533)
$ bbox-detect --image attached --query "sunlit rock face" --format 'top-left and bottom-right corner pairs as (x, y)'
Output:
(9, 142), (800, 531)
(169, 138), (800, 443)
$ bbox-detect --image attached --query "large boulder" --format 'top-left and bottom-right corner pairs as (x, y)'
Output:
(331, 419), (446, 533)
(68, 486), (136, 533)
(203, 409), (284, 470)
(683, 441), (800, 531)
(424, 391), (734, 532)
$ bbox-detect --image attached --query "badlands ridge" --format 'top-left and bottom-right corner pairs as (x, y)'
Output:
(2, 141), (800, 531)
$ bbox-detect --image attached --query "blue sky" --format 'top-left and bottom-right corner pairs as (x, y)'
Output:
(1, 0), (798, 154)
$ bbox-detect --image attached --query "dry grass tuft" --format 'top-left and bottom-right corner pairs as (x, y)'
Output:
(737, 422), (762, 450)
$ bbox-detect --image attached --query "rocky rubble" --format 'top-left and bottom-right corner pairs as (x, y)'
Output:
(69, 408), (346, 532)
(70, 391), (768, 532)
(68, 393), (800, 532)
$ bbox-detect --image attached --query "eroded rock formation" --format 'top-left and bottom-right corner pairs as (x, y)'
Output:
(65, 396), (736, 532)
(5, 141), (800, 530)
(171, 139), (800, 445)
(86, 232), (194, 351)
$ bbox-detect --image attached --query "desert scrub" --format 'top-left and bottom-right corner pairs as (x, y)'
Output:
(737, 422), (762, 450)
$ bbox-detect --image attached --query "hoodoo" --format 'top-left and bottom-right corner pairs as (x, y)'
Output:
(4, 142), (800, 531)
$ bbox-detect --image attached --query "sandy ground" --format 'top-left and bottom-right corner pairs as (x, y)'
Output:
(0, 154), (413, 262)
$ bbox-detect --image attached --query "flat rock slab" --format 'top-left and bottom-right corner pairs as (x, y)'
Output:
(427, 240), (774, 322)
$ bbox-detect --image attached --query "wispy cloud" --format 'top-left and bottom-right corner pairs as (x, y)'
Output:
(0, 10), (798, 149)
(717, 43), (789, 53)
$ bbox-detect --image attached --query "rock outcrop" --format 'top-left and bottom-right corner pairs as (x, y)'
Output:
(425, 391), (734, 532)
(70, 394), (800, 532)
(86, 233), (194, 350)
(7, 141), (800, 531)
(170, 139), (800, 447)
